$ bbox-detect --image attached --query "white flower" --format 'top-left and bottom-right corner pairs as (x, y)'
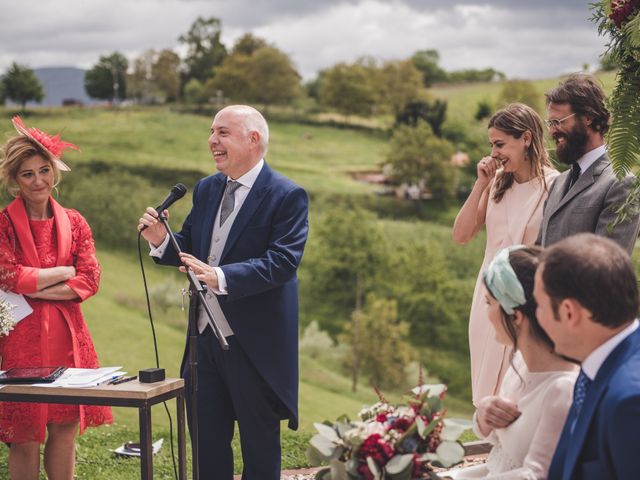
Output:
(0, 299), (17, 337)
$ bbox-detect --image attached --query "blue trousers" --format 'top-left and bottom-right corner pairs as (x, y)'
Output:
(183, 330), (284, 480)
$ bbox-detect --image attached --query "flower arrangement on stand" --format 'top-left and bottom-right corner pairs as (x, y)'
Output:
(307, 384), (468, 480)
(592, 1), (640, 178)
(0, 298), (17, 337)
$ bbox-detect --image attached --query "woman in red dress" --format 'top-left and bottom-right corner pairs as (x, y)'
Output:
(0, 117), (112, 480)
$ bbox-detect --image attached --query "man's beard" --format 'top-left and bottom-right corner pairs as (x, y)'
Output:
(554, 122), (589, 165)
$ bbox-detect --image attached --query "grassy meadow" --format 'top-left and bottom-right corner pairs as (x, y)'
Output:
(0, 70), (622, 477)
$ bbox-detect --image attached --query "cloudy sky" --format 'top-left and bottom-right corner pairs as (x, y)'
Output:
(0, 0), (608, 80)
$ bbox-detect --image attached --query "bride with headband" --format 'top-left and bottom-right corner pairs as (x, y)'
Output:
(446, 246), (577, 479)
(0, 117), (112, 480)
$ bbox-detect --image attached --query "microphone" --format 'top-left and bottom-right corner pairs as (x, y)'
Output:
(155, 183), (187, 214)
(141, 183), (187, 231)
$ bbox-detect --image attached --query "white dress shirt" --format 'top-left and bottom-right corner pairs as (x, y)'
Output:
(574, 144), (606, 179)
(581, 319), (639, 381)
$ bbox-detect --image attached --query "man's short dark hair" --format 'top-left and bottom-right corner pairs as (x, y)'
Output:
(545, 73), (610, 134)
(541, 233), (638, 328)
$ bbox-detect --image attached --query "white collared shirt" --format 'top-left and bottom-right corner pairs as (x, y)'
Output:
(575, 144), (606, 178)
(581, 319), (639, 381)
(150, 159), (265, 294)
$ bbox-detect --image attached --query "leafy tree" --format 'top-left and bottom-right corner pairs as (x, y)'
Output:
(179, 16), (227, 83)
(497, 79), (542, 112)
(1, 63), (44, 109)
(395, 99), (448, 137)
(128, 49), (156, 102)
(376, 60), (424, 116)
(388, 242), (470, 351)
(411, 49), (448, 86)
(0, 82), (5, 105)
(341, 294), (413, 390)
(85, 52), (128, 102)
(302, 206), (387, 336)
(300, 321), (335, 359)
(317, 62), (377, 116)
(184, 78), (205, 104)
(386, 121), (457, 200)
(448, 68), (505, 83)
(232, 33), (268, 56)
(152, 49), (181, 102)
(206, 42), (301, 105)
(475, 99), (494, 121)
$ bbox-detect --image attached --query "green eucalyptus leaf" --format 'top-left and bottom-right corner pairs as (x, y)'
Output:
(422, 417), (440, 438)
(336, 421), (354, 438)
(416, 416), (427, 439)
(346, 457), (360, 476)
(310, 434), (338, 458)
(330, 459), (350, 480)
(441, 419), (469, 441)
(385, 453), (414, 475)
(314, 422), (341, 442)
(434, 441), (465, 468)
(307, 446), (328, 467)
(366, 457), (382, 480)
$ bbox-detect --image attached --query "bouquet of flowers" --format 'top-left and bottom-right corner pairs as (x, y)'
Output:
(0, 297), (17, 337)
(592, 1), (640, 180)
(307, 384), (468, 480)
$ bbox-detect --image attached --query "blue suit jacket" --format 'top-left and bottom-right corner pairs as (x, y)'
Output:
(548, 327), (640, 480)
(156, 162), (309, 430)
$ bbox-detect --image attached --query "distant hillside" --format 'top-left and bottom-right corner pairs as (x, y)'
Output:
(31, 67), (98, 106)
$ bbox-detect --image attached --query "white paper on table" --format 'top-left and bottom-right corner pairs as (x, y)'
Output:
(33, 367), (125, 388)
(0, 289), (33, 323)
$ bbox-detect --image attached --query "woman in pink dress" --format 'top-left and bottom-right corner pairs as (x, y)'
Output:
(452, 103), (559, 406)
(0, 117), (112, 480)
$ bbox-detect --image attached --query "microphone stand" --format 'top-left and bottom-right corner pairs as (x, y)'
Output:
(157, 213), (229, 480)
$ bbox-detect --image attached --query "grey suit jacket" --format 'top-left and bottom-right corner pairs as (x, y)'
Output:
(537, 153), (640, 255)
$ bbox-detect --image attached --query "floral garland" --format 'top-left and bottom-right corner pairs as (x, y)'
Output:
(592, 1), (640, 179)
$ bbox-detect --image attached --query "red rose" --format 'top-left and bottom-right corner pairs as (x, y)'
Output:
(358, 433), (395, 473)
(376, 413), (388, 422)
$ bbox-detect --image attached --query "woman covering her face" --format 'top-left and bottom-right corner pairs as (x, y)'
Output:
(0, 117), (112, 480)
(452, 103), (560, 405)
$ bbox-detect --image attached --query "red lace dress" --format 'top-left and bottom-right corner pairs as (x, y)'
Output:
(0, 198), (113, 443)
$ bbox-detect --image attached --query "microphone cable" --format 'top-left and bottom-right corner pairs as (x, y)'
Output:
(137, 231), (179, 480)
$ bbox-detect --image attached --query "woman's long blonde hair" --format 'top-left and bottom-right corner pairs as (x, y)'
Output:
(489, 103), (551, 202)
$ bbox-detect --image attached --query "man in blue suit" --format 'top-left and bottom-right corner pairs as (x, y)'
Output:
(533, 233), (640, 480)
(138, 105), (309, 479)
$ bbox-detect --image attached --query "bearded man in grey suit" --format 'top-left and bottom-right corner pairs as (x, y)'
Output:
(537, 74), (640, 254)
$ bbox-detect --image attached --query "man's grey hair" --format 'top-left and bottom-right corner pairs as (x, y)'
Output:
(221, 105), (269, 157)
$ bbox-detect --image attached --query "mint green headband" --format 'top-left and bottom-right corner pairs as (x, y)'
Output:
(483, 245), (527, 315)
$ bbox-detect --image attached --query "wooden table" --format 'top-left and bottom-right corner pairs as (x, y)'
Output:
(0, 378), (186, 480)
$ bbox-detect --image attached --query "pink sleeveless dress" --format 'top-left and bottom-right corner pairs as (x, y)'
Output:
(469, 168), (559, 406)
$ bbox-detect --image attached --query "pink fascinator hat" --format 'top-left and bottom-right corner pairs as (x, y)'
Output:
(11, 116), (79, 171)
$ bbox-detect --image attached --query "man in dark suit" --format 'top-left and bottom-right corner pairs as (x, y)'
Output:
(533, 233), (640, 480)
(537, 74), (640, 254)
(138, 105), (309, 479)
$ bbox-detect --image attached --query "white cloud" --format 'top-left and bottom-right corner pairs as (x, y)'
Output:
(0, 0), (608, 79)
